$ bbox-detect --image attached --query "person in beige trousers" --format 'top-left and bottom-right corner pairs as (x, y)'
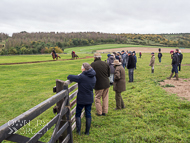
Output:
(91, 53), (110, 116)
(149, 52), (155, 73)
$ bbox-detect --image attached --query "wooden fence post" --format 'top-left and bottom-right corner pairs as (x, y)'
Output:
(55, 79), (68, 143)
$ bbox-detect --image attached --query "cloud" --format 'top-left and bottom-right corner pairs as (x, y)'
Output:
(0, 0), (190, 36)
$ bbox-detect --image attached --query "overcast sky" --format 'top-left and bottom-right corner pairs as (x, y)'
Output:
(0, 0), (189, 36)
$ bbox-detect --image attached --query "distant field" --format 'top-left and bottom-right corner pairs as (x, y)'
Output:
(0, 44), (184, 64)
(1, 52), (190, 142)
(97, 47), (190, 53)
(64, 44), (177, 54)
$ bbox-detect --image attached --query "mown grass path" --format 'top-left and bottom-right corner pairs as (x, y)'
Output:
(0, 52), (190, 142)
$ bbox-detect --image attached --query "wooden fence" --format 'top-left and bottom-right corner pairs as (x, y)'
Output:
(0, 79), (83, 143)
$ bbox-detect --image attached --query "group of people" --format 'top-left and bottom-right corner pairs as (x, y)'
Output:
(167, 49), (183, 80)
(67, 53), (127, 135)
(66, 48), (183, 136)
(107, 50), (137, 83)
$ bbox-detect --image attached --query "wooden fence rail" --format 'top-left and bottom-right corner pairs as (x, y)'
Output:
(0, 79), (82, 143)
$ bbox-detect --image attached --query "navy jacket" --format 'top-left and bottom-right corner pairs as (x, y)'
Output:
(67, 68), (96, 105)
(172, 53), (179, 65)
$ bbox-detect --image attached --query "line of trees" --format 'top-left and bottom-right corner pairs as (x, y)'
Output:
(1, 32), (190, 55)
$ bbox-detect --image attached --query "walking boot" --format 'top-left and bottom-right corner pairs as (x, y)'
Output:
(167, 73), (173, 79)
(175, 73), (179, 80)
(76, 117), (81, 135)
(85, 118), (91, 135)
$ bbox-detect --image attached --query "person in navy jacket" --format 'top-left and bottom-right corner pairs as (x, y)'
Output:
(67, 63), (96, 135)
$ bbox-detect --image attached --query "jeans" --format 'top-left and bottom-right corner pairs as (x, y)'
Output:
(122, 63), (126, 68)
(76, 104), (92, 118)
(128, 68), (134, 82)
(172, 64), (178, 74)
(159, 58), (161, 63)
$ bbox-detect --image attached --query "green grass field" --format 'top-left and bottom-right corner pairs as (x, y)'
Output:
(0, 44), (178, 64)
(0, 54), (90, 64)
(0, 45), (190, 142)
(64, 44), (177, 54)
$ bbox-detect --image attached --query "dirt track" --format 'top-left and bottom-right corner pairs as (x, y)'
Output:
(97, 47), (190, 53)
(160, 78), (190, 101)
(0, 56), (93, 65)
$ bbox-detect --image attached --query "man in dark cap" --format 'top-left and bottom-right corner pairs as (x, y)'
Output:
(132, 51), (137, 69)
(127, 51), (135, 82)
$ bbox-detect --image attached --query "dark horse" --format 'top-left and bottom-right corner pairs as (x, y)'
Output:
(71, 52), (79, 59)
(51, 52), (61, 60)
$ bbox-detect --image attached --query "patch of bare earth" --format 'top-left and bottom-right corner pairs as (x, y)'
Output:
(97, 47), (190, 53)
(159, 78), (190, 101)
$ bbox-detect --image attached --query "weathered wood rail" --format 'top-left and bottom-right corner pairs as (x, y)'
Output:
(0, 79), (82, 143)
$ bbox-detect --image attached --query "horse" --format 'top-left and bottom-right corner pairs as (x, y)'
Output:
(51, 52), (61, 60)
(72, 54), (79, 59)
(71, 52), (79, 59)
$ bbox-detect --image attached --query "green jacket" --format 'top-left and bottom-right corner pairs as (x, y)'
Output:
(91, 58), (110, 90)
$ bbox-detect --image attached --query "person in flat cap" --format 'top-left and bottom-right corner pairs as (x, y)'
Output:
(149, 52), (155, 73)
(112, 60), (126, 110)
(91, 53), (110, 116)
(127, 51), (135, 82)
(67, 63), (96, 135)
(167, 50), (179, 80)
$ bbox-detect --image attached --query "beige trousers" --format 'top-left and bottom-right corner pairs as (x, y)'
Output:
(95, 88), (109, 114)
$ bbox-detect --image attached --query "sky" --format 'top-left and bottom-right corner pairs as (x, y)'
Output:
(0, 0), (190, 36)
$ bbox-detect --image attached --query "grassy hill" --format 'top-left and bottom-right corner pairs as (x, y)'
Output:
(0, 51), (190, 142)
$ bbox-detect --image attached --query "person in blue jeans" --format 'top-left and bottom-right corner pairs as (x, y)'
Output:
(67, 63), (96, 135)
(158, 52), (162, 63)
(167, 50), (179, 80)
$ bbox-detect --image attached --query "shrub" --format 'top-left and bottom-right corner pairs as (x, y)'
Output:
(8, 47), (17, 55)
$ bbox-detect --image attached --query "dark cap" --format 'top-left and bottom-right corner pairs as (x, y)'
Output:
(151, 52), (154, 54)
(128, 51), (132, 55)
